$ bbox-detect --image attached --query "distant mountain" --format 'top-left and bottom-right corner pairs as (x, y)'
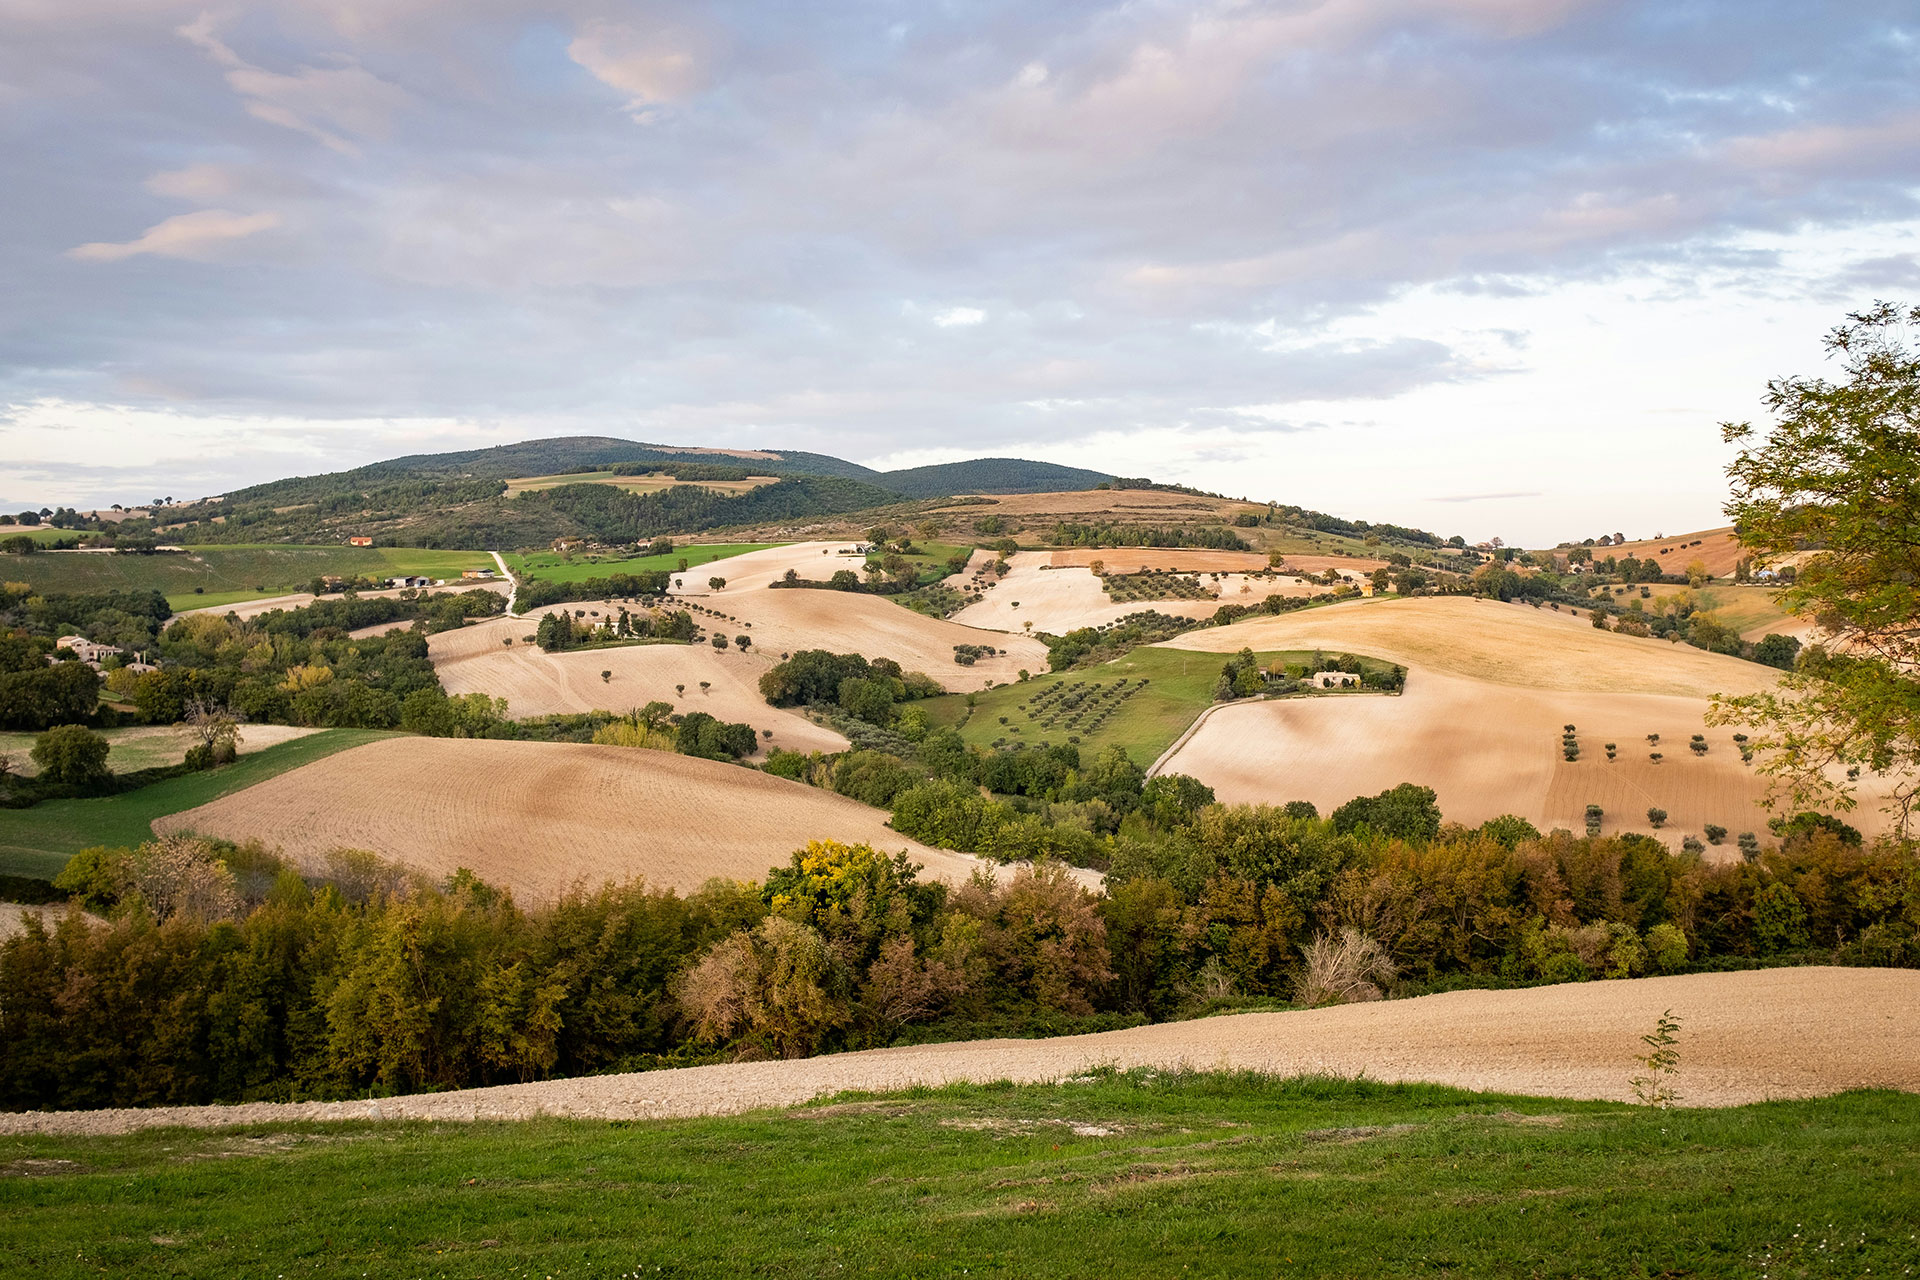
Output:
(163, 437), (1118, 548)
(876, 457), (1111, 498)
(219, 436), (1113, 506)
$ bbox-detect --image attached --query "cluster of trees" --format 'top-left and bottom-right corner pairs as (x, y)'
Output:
(5, 810), (1910, 1111)
(758, 650), (943, 724)
(1048, 522), (1250, 551)
(533, 606), (697, 652)
(3, 584), (172, 652)
(522, 476), (903, 544)
(516, 570), (676, 611)
(610, 462), (759, 482)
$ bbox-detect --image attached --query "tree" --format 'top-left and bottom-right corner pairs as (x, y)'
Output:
(183, 696), (243, 768)
(734, 634), (751, 652)
(1711, 302), (1920, 834)
(708, 577), (726, 591)
(31, 723), (111, 785)
(1646, 807), (1668, 829)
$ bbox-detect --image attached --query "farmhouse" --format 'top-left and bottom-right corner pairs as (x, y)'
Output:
(55, 635), (118, 664)
(387, 575), (434, 589)
(348, 536), (374, 547)
(462, 568), (496, 579)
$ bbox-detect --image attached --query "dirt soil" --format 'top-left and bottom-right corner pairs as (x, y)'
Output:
(951, 554), (1325, 635)
(1159, 668), (1900, 846)
(666, 543), (1049, 690)
(6, 967), (1911, 1136)
(1153, 596), (1902, 843)
(1160, 595), (1782, 698)
(428, 616), (846, 755)
(151, 737), (1046, 899)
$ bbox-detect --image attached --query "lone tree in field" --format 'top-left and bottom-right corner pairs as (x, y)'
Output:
(1647, 807), (1668, 829)
(1712, 302), (1920, 835)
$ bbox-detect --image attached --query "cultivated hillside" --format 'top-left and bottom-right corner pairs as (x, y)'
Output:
(153, 737), (1025, 898)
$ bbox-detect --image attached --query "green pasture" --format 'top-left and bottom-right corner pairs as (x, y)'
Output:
(921, 646), (1398, 766)
(0, 729), (394, 879)
(506, 543), (776, 584)
(1, 546), (494, 610)
(2, 1072), (1913, 1278)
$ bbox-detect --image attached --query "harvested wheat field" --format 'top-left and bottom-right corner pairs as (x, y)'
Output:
(952, 553), (1323, 635)
(1600, 525), (1746, 578)
(9, 966), (1913, 1135)
(1162, 595), (1781, 697)
(1155, 597), (1901, 844)
(1160, 669), (1901, 846)
(427, 616), (844, 754)
(153, 737), (1019, 899)
(1047, 548), (1388, 576)
(652, 544), (1046, 690)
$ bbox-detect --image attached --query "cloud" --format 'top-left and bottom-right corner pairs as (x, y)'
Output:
(67, 209), (281, 262)
(178, 13), (411, 154)
(932, 306), (987, 327)
(1430, 490), (1544, 503)
(567, 16), (715, 118)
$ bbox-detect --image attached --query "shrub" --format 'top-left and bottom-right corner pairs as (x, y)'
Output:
(1294, 928), (1397, 1006)
(30, 724), (111, 786)
(1705, 824), (1727, 845)
(1646, 807), (1667, 829)
(1737, 831), (1760, 861)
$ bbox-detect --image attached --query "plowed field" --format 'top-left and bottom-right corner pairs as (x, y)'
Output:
(153, 738), (1018, 898)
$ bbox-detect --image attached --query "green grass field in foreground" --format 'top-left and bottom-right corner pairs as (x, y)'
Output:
(0, 729), (394, 879)
(922, 646), (1398, 766)
(506, 542), (776, 584)
(2, 1072), (1913, 1278)
(1, 545), (494, 609)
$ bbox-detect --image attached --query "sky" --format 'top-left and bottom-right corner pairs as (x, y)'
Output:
(2, 1), (1916, 546)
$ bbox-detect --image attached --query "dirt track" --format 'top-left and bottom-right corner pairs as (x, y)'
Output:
(4, 967), (1911, 1136)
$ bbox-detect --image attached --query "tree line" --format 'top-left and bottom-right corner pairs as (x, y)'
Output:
(3, 809), (1911, 1111)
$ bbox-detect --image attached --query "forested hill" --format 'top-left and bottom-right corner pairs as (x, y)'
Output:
(152, 438), (1117, 548)
(215, 437), (1112, 507)
(877, 457), (1112, 499)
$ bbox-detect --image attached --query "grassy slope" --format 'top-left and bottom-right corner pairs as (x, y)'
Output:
(3, 547), (494, 609)
(0, 726), (202, 778)
(920, 646), (1396, 765)
(505, 542), (776, 584)
(1, 1073), (1914, 1278)
(0, 729), (395, 878)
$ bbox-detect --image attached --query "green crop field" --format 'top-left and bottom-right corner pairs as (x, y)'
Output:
(921, 646), (1397, 766)
(2, 1072), (1913, 1278)
(0, 729), (394, 879)
(1, 546), (494, 609)
(506, 542), (776, 584)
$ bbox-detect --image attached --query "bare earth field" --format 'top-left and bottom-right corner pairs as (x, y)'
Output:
(152, 738), (1027, 899)
(952, 553), (1324, 635)
(427, 615), (846, 754)
(1046, 549), (1388, 576)
(666, 543), (1049, 689)
(1161, 596), (1780, 697)
(1154, 596), (1900, 844)
(1159, 669), (1898, 845)
(7, 966), (1911, 1135)
(1597, 525), (1745, 577)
